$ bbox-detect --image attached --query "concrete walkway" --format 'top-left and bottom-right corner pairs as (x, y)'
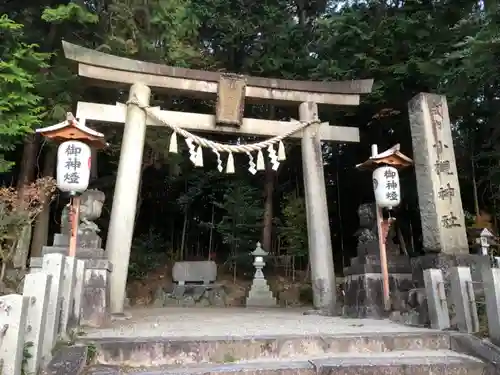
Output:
(83, 307), (436, 339)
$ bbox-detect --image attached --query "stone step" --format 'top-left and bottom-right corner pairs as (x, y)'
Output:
(84, 350), (486, 375)
(79, 332), (451, 367)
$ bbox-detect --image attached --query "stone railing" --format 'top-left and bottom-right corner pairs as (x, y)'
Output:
(424, 263), (500, 345)
(0, 253), (86, 375)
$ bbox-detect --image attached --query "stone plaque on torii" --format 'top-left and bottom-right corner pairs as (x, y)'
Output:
(62, 41), (374, 316)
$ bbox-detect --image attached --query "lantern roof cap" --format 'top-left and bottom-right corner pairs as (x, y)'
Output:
(251, 242), (268, 256)
(356, 144), (413, 171)
(36, 113), (107, 149)
(480, 228), (495, 238)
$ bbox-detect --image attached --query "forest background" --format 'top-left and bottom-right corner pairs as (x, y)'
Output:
(1, 0), (499, 282)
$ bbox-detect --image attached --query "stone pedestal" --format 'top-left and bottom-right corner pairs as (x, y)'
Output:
(30, 257), (111, 328)
(343, 255), (414, 318)
(30, 232), (111, 328)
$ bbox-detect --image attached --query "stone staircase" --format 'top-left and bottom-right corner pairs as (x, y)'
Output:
(80, 331), (493, 374)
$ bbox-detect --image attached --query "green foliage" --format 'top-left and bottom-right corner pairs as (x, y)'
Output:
(279, 193), (308, 257)
(41, 3), (99, 24)
(0, 15), (49, 172)
(214, 180), (264, 257)
(128, 230), (167, 280)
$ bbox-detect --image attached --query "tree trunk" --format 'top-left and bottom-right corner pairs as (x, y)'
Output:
(180, 209), (188, 260)
(261, 105), (276, 252)
(262, 166), (274, 252)
(12, 134), (39, 268)
(30, 146), (57, 257)
(17, 134), (39, 196)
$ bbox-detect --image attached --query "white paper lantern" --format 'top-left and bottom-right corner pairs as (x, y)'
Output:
(372, 166), (401, 209)
(56, 140), (91, 193)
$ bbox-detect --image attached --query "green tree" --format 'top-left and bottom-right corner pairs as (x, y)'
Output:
(214, 180), (264, 258)
(0, 15), (49, 172)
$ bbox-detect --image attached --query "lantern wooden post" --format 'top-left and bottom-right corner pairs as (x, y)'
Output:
(356, 144), (413, 312)
(35, 113), (106, 257)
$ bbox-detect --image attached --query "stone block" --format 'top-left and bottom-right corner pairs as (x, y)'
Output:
(53, 232), (102, 249)
(22, 273), (52, 375)
(41, 253), (65, 361)
(60, 256), (77, 335)
(449, 267), (479, 333)
(481, 266), (500, 345)
(172, 261), (217, 284)
(0, 294), (30, 375)
(42, 245), (105, 259)
(343, 268), (414, 319)
(423, 268), (450, 330)
(81, 262), (112, 327)
(343, 256), (416, 318)
(72, 259), (86, 327)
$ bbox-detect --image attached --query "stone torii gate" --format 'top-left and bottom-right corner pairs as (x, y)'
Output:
(62, 41), (373, 315)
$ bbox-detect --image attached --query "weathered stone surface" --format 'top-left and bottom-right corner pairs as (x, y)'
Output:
(408, 93), (468, 254)
(32, 256), (112, 328)
(53, 233), (102, 249)
(154, 284), (228, 307)
(312, 353), (485, 375)
(72, 259), (86, 327)
(79, 332), (452, 367)
(45, 345), (87, 375)
(60, 256), (77, 335)
(412, 253), (490, 290)
(41, 253), (65, 362)
(81, 266), (111, 327)
(449, 267), (479, 333)
(343, 255), (413, 319)
(172, 261), (217, 284)
(0, 294), (30, 375)
(450, 333), (500, 375)
(22, 273), (52, 374)
(42, 245), (105, 259)
(390, 288), (429, 327)
(343, 272), (414, 318)
(423, 268), (450, 330)
(481, 266), (500, 345)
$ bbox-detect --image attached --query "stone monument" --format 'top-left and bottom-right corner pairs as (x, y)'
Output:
(30, 189), (112, 327)
(343, 203), (413, 318)
(408, 93), (489, 284)
(246, 243), (277, 307)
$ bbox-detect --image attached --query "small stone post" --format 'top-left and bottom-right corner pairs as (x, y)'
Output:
(482, 266), (500, 344)
(60, 256), (77, 335)
(22, 273), (52, 374)
(300, 102), (336, 315)
(41, 253), (65, 361)
(246, 243), (277, 307)
(107, 83), (151, 315)
(72, 259), (86, 326)
(449, 267), (479, 333)
(0, 294), (30, 375)
(423, 268), (450, 330)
